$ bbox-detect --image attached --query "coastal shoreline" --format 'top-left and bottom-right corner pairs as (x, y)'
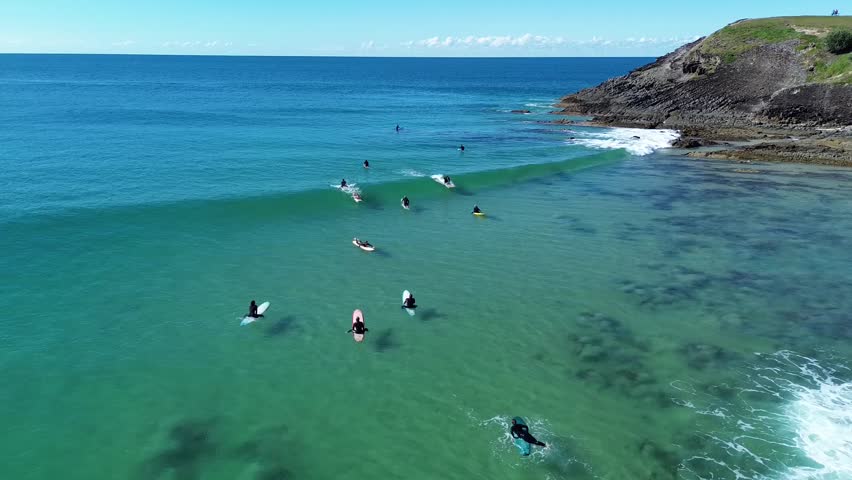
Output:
(549, 116), (852, 167)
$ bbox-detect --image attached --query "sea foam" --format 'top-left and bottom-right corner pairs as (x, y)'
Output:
(570, 127), (680, 156)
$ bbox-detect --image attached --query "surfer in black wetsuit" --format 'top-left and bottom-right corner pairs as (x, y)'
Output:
(340, 179), (347, 188)
(459, 144), (465, 151)
(363, 160), (369, 168)
(443, 175), (451, 185)
(248, 300), (264, 318)
(510, 419), (546, 447)
(395, 124), (400, 132)
(473, 205), (481, 214)
(403, 294), (416, 309)
(348, 318), (368, 334)
(402, 196), (410, 208)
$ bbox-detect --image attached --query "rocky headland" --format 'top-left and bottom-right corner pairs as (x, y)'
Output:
(556, 16), (852, 165)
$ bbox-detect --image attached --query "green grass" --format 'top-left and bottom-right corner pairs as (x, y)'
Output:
(811, 53), (852, 84)
(695, 16), (852, 82)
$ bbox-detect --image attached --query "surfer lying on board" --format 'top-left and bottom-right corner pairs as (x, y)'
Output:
(510, 419), (546, 447)
(403, 294), (416, 309)
(248, 300), (264, 319)
(402, 196), (410, 208)
(356, 239), (373, 248)
(340, 179), (348, 188)
(472, 205), (481, 214)
(348, 318), (368, 335)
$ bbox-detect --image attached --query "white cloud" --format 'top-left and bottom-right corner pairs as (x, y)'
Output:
(405, 33), (567, 49)
(403, 33), (699, 50)
(161, 40), (234, 49)
(112, 40), (135, 47)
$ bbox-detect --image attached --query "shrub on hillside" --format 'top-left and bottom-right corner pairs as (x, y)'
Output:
(826, 30), (852, 54)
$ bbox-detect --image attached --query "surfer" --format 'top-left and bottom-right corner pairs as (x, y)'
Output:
(459, 144), (465, 151)
(356, 239), (373, 248)
(353, 192), (362, 202)
(472, 205), (481, 214)
(348, 318), (368, 335)
(363, 160), (369, 168)
(510, 419), (546, 447)
(395, 124), (400, 132)
(340, 179), (348, 188)
(443, 175), (451, 185)
(248, 300), (264, 319)
(402, 196), (410, 208)
(403, 293), (416, 309)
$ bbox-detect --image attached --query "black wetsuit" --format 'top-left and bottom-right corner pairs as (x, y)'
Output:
(364, 161), (369, 168)
(460, 145), (465, 151)
(403, 197), (409, 207)
(511, 424), (546, 447)
(404, 296), (416, 309)
(473, 207), (481, 213)
(341, 180), (347, 188)
(350, 322), (368, 334)
(248, 303), (263, 318)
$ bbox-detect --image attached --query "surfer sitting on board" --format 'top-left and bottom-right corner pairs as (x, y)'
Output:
(340, 179), (348, 188)
(403, 294), (416, 309)
(510, 419), (546, 447)
(248, 300), (264, 319)
(443, 175), (451, 185)
(472, 205), (481, 214)
(348, 318), (368, 335)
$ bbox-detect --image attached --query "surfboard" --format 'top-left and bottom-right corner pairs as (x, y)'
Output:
(352, 238), (375, 252)
(473, 211), (485, 217)
(353, 194), (363, 203)
(431, 174), (455, 189)
(512, 417), (532, 456)
(240, 301), (270, 326)
(352, 309), (365, 342)
(402, 290), (415, 316)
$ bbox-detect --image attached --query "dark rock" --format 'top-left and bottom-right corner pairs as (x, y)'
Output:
(511, 109), (532, 114)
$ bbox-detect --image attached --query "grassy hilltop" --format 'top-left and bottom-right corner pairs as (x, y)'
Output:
(698, 16), (852, 83)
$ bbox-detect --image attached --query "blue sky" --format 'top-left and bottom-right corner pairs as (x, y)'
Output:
(0, 1), (843, 56)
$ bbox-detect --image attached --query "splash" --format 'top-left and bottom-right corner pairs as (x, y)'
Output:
(570, 127), (680, 156)
(673, 351), (852, 480)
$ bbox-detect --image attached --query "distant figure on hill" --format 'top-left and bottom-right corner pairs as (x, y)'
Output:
(831, 9), (839, 16)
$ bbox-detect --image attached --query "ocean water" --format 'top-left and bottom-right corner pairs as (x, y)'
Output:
(1, 55), (851, 480)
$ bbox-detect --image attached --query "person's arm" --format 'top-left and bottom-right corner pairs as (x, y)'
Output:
(510, 426), (519, 438)
(347, 329), (353, 333)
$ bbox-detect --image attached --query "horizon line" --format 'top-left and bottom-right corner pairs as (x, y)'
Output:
(0, 52), (658, 59)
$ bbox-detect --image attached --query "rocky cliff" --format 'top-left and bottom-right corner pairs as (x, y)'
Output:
(557, 17), (852, 130)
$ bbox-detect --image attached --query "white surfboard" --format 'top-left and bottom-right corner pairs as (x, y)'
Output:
(402, 290), (415, 316)
(240, 301), (270, 326)
(431, 174), (455, 188)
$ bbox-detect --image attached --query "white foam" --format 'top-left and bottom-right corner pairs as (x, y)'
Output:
(570, 127), (680, 156)
(397, 169), (425, 178)
(785, 379), (852, 479)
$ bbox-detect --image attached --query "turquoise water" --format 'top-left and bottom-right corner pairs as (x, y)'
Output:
(2, 55), (851, 480)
